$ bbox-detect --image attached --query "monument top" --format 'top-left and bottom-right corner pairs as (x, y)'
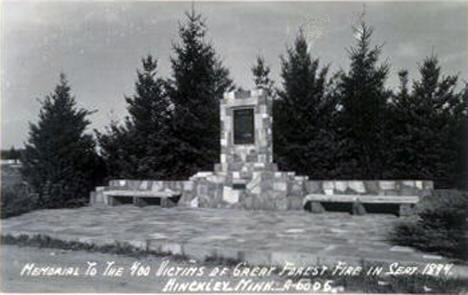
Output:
(223, 88), (266, 100)
(219, 88), (274, 173)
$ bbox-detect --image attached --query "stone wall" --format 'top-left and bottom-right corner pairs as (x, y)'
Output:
(90, 178), (433, 209)
(304, 180), (433, 196)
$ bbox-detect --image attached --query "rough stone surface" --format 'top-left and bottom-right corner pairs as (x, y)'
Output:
(1, 206), (452, 266)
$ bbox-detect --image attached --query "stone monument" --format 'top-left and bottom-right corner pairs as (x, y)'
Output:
(188, 89), (307, 210)
(90, 88), (434, 212)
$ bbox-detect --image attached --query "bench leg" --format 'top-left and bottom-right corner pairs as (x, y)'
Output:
(135, 197), (151, 207)
(161, 198), (177, 208)
(309, 201), (325, 213)
(352, 201), (367, 215)
(108, 196), (116, 206)
(134, 197), (142, 207)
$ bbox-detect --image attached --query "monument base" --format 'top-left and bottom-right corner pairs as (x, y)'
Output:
(90, 177), (433, 211)
(186, 169), (307, 210)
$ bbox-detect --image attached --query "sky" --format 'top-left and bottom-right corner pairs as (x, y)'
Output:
(2, 1), (467, 149)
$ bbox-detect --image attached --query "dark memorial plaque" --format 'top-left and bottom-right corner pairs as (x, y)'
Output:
(233, 108), (254, 144)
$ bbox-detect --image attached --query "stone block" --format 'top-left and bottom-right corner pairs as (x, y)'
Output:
(251, 197), (262, 210)
(223, 186), (239, 204)
(365, 181), (379, 194)
(152, 181), (163, 192)
(124, 180), (134, 189)
(161, 198), (177, 208)
(138, 181), (148, 190)
(288, 196), (303, 210)
(254, 162), (265, 169)
(89, 191), (96, 204)
(402, 180), (415, 187)
(424, 181), (434, 190)
(400, 186), (416, 195)
(415, 181), (423, 190)
(305, 181), (321, 194)
(240, 250), (270, 266)
(273, 181), (287, 192)
(183, 181), (194, 191)
(276, 198), (288, 210)
(243, 196), (254, 209)
(335, 181), (347, 192)
(352, 202), (367, 215)
(183, 244), (215, 262)
(379, 181), (396, 190)
(322, 181), (334, 195)
(290, 182), (303, 195)
(348, 181), (366, 194)
(160, 243), (183, 256)
(309, 201), (325, 213)
(197, 183), (208, 196)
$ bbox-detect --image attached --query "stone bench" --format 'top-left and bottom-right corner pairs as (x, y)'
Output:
(303, 194), (419, 216)
(103, 190), (181, 208)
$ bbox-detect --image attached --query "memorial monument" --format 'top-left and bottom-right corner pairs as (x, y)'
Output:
(90, 89), (433, 212)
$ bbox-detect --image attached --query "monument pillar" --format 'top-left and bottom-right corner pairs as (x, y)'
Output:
(218, 88), (276, 175)
(188, 89), (306, 210)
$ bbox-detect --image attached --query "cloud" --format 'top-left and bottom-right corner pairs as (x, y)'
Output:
(395, 42), (419, 58)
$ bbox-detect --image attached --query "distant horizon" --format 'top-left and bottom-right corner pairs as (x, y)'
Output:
(2, 1), (467, 149)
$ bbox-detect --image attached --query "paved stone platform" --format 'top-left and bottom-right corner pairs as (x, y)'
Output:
(1, 206), (465, 272)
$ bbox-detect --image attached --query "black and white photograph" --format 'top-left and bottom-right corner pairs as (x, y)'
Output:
(1, 0), (467, 293)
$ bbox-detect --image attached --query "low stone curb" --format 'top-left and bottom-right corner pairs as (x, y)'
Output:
(3, 230), (468, 279)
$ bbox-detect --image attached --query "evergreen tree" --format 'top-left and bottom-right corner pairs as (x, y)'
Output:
(390, 56), (466, 188)
(97, 55), (171, 179)
(167, 9), (233, 178)
(274, 29), (338, 178)
(1, 146), (20, 160)
(22, 74), (100, 208)
(458, 83), (468, 189)
(96, 119), (135, 179)
(251, 55), (274, 96)
(336, 22), (391, 179)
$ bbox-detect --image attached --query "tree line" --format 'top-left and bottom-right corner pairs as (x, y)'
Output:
(20, 10), (467, 208)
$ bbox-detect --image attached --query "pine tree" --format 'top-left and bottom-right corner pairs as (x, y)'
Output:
(388, 70), (413, 177)
(251, 55), (274, 97)
(22, 74), (100, 208)
(457, 83), (468, 189)
(167, 9), (233, 178)
(336, 22), (391, 179)
(390, 55), (466, 188)
(95, 119), (135, 179)
(274, 29), (338, 178)
(97, 55), (171, 179)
